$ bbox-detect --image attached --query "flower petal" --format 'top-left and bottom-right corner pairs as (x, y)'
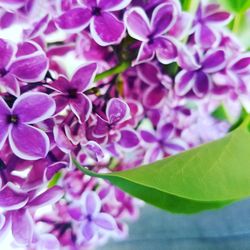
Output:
(230, 54), (250, 74)
(55, 7), (92, 33)
(48, 75), (70, 93)
(118, 129), (140, 149)
(159, 123), (174, 140)
(0, 97), (10, 150)
(90, 12), (125, 46)
(94, 213), (116, 231)
(70, 94), (92, 123)
(11, 209), (33, 245)
(194, 24), (220, 49)
(9, 124), (50, 160)
(154, 36), (178, 64)
(99, 0), (131, 11)
(202, 49), (226, 73)
(137, 63), (160, 85)
(0, 38), (16, 69)
(151, 3), (178, 35)
(1, 73), (20, 96)
(37, 234), (60, 250)
(82, 191), (101, 216)
(205, 11), (232, 25)
(52, 94), (68, 114)
(13, 92), (55, 123)
(175, 70), (196, 96)
(134, 42), (155, 65)
(85, 141), (104, 162)
(143, 85), (167, 108)
(82, 222), (95, 241)
(193, 71), (210, 97)
(106, 98), (130, 125)
(124, 7), (151, 41)
(0, 183), (28, 210)
(71, 63), (97, 92)
(140, 130), (157, 143)
(29, 186), (64, 207)
(10, 52), (49, 82)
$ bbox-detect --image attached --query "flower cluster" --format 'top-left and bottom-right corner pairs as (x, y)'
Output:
(0, 0), (249, 249)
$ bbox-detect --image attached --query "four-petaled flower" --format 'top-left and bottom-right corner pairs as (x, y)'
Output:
(125, 3), (179, 65)
(56, 0), (132, 46)
(0, 92), (55, 160)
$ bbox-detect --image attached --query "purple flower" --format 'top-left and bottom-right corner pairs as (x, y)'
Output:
(56, 0), (131, 46)
(0, 92), (55, 160)
(92, 98), (140, 151)
(175, 47), (226, 97)
(124, 3), (178, 65)
(68, 191), (116, 242)
(193, 3), (232, 48)
(141, 123), (187, 163)
(0, 39), (49, 96)
(50, 63), (97, 123)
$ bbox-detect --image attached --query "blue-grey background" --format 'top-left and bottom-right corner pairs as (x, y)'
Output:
(102, 199), (250, 250)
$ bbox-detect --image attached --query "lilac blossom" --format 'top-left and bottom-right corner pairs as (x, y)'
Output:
(124, 3), (179, 65)
(193, 3), (232, 48)
(56, 0), (132, 46)
(0, 92), (55, 160)
(68, 191), (117, 243)
(49, 63), (97, 123)
(175, 46), (227, 97)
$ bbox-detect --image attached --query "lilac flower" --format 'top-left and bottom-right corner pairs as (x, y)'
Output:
(0, 39), (48, 96)
(68, 191), (116, 243)
(175, 47), (226, 97)
(140, 123), (187, 163)
(92, 98), (140, 151)
(193, 3), (232, 48)
(56, 0), (132, 46)
(124, 3), (178, 65)
(49, 63), (97, 123)
(0, 92), (55, 160)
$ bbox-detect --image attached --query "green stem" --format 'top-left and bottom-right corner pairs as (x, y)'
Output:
(94, 61), (131, 82)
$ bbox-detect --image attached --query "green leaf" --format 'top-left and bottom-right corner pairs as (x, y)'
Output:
(211, 105), (230, 122)
(73, 117), (250, 214)
(218, 0), (250, 13)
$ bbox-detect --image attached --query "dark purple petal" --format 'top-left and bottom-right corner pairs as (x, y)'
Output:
(230, 55), (250, 74)
(193, 71), (210, 97)
(71, 63), (97, 92)
(92, 115), (109, 138)
(99, 0), (131, 11)
(175, 70), (196, 96)
(205, 11), (232, 25)
(16, 41), (39, 57)
(0, 183), (28, 210)
(46, 161), (68, 180)
(195, 24), (220, 49)
(0, 38), (16, 69)
(81, 0), (97, 7)
(0, 97), (10, 149)
(82, 191), (101, 216)
(124, 7), (151, 41)
(13, 92), (55, 123)
(10, 52), (48, 82)
(68, 206), (83, 220)
(106, 98), (130, 124)
(151, 3), (177, 35)
(164, 138), (186, 154)
(202, 50), (226, 73)
(55, 7), (92, 32)
(159, 123), (174, 140)
(118, 129), (140, 149)
(154, 37), (178, 64)
(140, 130), (157, 143)
(70, 94), (92, 123)
(0, 214), (5, 230)
(90, 12), (125, 46)
(9, 124), (50, 160)
(143, 85), (167, 108)
(49, 76), (70, 93)
(12, 209), (33, 245)
(29, 186), (64, 207)
(52, 94), (68, 114)
(94, 213), (116, 231)
(137, 63), (160, 85)
(134, 42), (155, 65)
(0, 12), (15, 29)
